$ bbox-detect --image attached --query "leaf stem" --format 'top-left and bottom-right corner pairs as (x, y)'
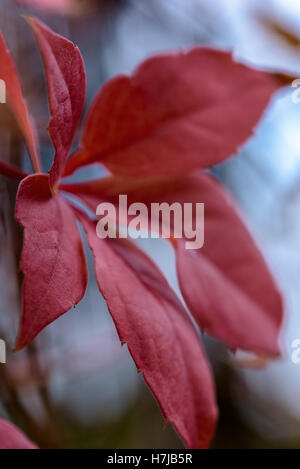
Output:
(30, 147), (42, 174)
(0, 161), (28, 181)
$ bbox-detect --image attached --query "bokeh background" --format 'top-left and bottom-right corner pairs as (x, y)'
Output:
(1, 0), (300, 448)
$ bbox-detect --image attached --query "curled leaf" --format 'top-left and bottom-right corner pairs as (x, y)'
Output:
(27, 17), (86, 189)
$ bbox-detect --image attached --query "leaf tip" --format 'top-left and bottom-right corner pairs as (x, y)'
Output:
(21, 13), (35, 27)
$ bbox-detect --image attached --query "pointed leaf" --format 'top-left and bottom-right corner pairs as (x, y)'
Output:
(77, 213), (217, 449)
(0, 418), (38, 449)
(15, 174), (87, 350)
(0, 31), (41, 172)
(63, 172), (283, 356)
(64, 48), (284, 178)
(27, 17), (86, 188)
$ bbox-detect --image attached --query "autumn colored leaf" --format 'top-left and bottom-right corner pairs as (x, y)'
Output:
(27, 17), (86, 189)
(63, 172), (283, 356)
(15, 174), (87, 350)
(0, 418), (38, 449)
(0, 31), (41, 172)
(64, 48), (284, 179)
(77, 212), (217, 449)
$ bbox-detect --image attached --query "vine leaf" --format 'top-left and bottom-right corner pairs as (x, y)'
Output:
(27, 16), (86, 189)
(15, 174), (87, 350)
(78, 213), (218, 449)
(65, 48), (284, 179)
(63, 172), (283, 357)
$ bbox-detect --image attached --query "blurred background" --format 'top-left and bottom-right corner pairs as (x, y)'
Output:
(1, 0), (300, 449)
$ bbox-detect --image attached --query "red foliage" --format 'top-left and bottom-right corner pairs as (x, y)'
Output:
(15, 173), (87, 350)
(79, 213), (217, 448)
(27, 18), (86, 188)
(65, 48), (282, 179)
(0, 17), (285, 448)
(65, 173), (283, 357)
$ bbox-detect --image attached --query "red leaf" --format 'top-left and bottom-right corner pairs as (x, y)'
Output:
(63, 172), (283, 356)
(64, 48), (283, 178)
(15, 174), (87, 350)
(0, 31), (41, 173)
(76, 212), (217, 449)
(173, 175), (283, 357)
(27, 17), (86, 189)
(0, 418), (38, 449)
